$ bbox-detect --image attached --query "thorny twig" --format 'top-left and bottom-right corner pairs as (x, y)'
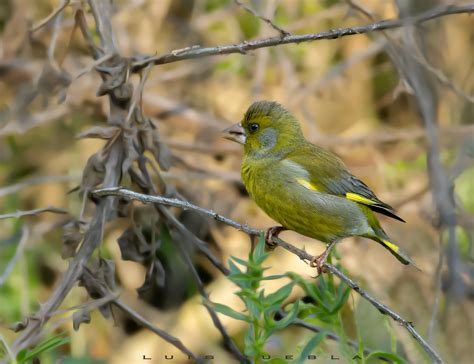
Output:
(92, 187), (444, 363)
(131, 4), (474, 71)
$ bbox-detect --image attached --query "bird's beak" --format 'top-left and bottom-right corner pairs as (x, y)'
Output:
(222, 123), (246, 145)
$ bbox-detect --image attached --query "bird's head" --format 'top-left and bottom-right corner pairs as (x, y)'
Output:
(223, 101), (304, 156)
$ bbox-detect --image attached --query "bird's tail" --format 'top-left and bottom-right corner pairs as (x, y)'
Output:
(369, 229), (415, 266)
(376, 237), (413, 265)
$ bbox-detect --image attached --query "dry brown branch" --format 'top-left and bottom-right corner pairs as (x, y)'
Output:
(131, 4), (474, 71)
(0, 207), (68, 220)
(92, 187), (444, 363)
(29, 0), (70, 33)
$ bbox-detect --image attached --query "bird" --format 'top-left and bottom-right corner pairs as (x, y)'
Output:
(223, 100), (414, 273)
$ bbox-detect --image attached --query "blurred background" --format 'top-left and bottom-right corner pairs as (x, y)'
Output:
(0, 0), (473, 363)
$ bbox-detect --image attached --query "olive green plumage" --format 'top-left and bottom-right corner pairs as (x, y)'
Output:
(237, 100), (413, 265)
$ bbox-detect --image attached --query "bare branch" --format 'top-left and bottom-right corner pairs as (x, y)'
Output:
(29, 0), (70, 33)
(0, 226), (29, 287)
(233, 0), (290, 37)
(131, 4), (474, 71)
(0, 207), (68, 220)
(92, 187), (444, 363)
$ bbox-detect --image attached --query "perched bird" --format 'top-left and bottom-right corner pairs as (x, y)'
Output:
(223, 101), (413, 272)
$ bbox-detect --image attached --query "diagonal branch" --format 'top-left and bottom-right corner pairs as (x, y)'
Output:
(92, 187), (444, 363)
(81, 269), (203, 363)
(29, 0), (70, 33)
(131, 3), (474, 71)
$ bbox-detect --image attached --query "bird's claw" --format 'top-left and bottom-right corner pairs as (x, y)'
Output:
(264, 226), (286, 249)
(309, 254), (328, 275)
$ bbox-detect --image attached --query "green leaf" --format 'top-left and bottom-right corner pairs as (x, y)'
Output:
(230, 256), (250, 267)
(356, 339), (365, 363)
(260, 274), (287, 281)
(228, 259), (243, 275)
(329, 284), (351, 314)
(317, 274), (328, 292)
(17, 333), (70, 363)
(244, 325), (257, 356)
(265, 282), (294, 306)
(274, 300), (300, 330)
(295, 331), (327, 364)
(160, 223), (173, 245)
(384, 317), (398, 354)
(246, 297), (262, 319)
(251, 234), (267, 264)
(366, 351), (407, 364)
(228, 272), (251, 288)
(213, 303), (250, 322)
(297, 279), (331, 313)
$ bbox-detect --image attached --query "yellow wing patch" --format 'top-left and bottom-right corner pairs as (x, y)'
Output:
(381, 239), (400, 253)
(345, 192), (376, 206)
(296, 178), (319, 192)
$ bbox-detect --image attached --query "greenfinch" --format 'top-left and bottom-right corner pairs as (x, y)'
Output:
(223, 101), (413, 272)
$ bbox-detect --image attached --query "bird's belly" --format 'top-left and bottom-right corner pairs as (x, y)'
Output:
(250, 178), (370, 243)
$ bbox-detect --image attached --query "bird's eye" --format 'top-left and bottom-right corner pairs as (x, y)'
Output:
(248, 123), (259, 133)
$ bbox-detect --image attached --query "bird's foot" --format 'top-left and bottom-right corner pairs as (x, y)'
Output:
(309, 241), (337, 275)
(309, 254), (329, 275)
(264, 226), (287, 249)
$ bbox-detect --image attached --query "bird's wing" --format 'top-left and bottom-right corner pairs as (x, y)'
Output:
(286, 145), (405, 222)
